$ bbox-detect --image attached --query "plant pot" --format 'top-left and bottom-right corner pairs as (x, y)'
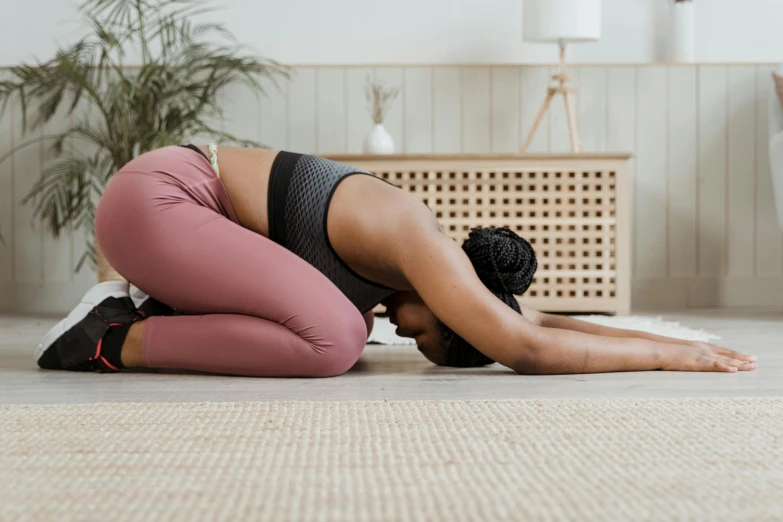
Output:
(671, 2), (695, 63)
(95, 242), (124, 283)
(363, 124), (395, 154)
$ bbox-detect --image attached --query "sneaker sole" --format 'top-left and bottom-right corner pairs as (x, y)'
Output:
(34, 280), (131, 364)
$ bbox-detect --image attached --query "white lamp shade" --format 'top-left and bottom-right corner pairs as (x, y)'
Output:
(524, 0), (602, 43)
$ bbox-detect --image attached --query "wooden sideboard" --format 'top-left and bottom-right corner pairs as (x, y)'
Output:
(326, 153), (632, 315)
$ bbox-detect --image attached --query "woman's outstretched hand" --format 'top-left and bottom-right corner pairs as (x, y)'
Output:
(658, 341), (757, 372)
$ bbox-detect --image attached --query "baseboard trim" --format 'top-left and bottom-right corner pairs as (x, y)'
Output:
(3, 276), (783, 315)
(633, 277), (783, 308)
(1, 280), (95, 315)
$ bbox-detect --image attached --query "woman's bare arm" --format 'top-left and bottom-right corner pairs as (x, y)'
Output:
(536, 312), (690, 345)
(396, 211), (756, 374)
(524, 309), (756, 363)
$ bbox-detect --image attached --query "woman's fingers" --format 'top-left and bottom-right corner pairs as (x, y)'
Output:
(719, 356), (757, 371)
(707, 359), (738, 372)
(700, 355), (756, 372)
(662, 342), (758, 373)
(711, 345), (757, 363)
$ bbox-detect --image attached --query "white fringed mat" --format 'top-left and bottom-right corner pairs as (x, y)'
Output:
(2, 399), (782, 521)
(368, 315), (720, 345)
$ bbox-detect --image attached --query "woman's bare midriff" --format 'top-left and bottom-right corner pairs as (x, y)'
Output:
(195, 145), (278, 237)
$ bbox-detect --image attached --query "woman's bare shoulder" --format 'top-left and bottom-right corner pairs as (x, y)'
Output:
(327, 174), (436, 288)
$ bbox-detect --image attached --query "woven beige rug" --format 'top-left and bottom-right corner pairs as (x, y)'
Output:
(2, 399), (782, 522)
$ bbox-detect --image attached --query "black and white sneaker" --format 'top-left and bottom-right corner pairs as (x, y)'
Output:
(129, 285), (175, 318)
(35, 281), (142, 372)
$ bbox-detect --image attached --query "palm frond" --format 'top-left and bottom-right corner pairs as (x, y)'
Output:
(23, 150), (112, 238)
(0, 0), (290, 268)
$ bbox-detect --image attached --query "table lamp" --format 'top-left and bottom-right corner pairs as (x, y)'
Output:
(521, 0), (602, 152)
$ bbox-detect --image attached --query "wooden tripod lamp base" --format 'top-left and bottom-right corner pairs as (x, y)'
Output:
(521, 0), (602, 153)
(521, 43), (582, 153)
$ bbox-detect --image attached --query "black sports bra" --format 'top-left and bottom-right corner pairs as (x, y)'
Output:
(267, 152), (397, 313)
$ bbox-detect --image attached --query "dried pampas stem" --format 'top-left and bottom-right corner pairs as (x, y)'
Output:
(365, 76), (400, 125)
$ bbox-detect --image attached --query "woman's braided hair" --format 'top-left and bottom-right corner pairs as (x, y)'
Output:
(437, 226), (538, 367)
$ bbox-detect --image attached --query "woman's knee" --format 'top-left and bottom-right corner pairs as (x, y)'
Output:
(303, 311), (368, 377)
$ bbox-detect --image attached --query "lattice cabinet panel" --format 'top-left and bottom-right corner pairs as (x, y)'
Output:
(327, 154), (632, 314)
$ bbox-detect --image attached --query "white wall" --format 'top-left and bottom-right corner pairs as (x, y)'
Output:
(3, 0), (783, 66)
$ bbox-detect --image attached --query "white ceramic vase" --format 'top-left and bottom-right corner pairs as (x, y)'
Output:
(363, 124), (395, 154)
(671, 2), (695, 63)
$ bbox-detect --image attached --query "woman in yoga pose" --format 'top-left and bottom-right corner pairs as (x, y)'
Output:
(36, 145), (756, 376)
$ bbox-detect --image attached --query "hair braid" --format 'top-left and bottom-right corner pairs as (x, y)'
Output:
(438, 227), (538, 367)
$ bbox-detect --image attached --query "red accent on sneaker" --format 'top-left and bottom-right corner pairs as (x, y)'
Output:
(94, 337), (104, 360)
(100, 356), (120, 372)
(94, 330), (121, 372)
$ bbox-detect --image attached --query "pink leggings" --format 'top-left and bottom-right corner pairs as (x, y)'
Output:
(95, 146), (373, 377)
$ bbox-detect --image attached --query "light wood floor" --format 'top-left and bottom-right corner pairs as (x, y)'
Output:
(1, 310), (781, 404)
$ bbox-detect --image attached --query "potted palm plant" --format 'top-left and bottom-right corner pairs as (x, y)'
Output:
(0, 0), (288, 280)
